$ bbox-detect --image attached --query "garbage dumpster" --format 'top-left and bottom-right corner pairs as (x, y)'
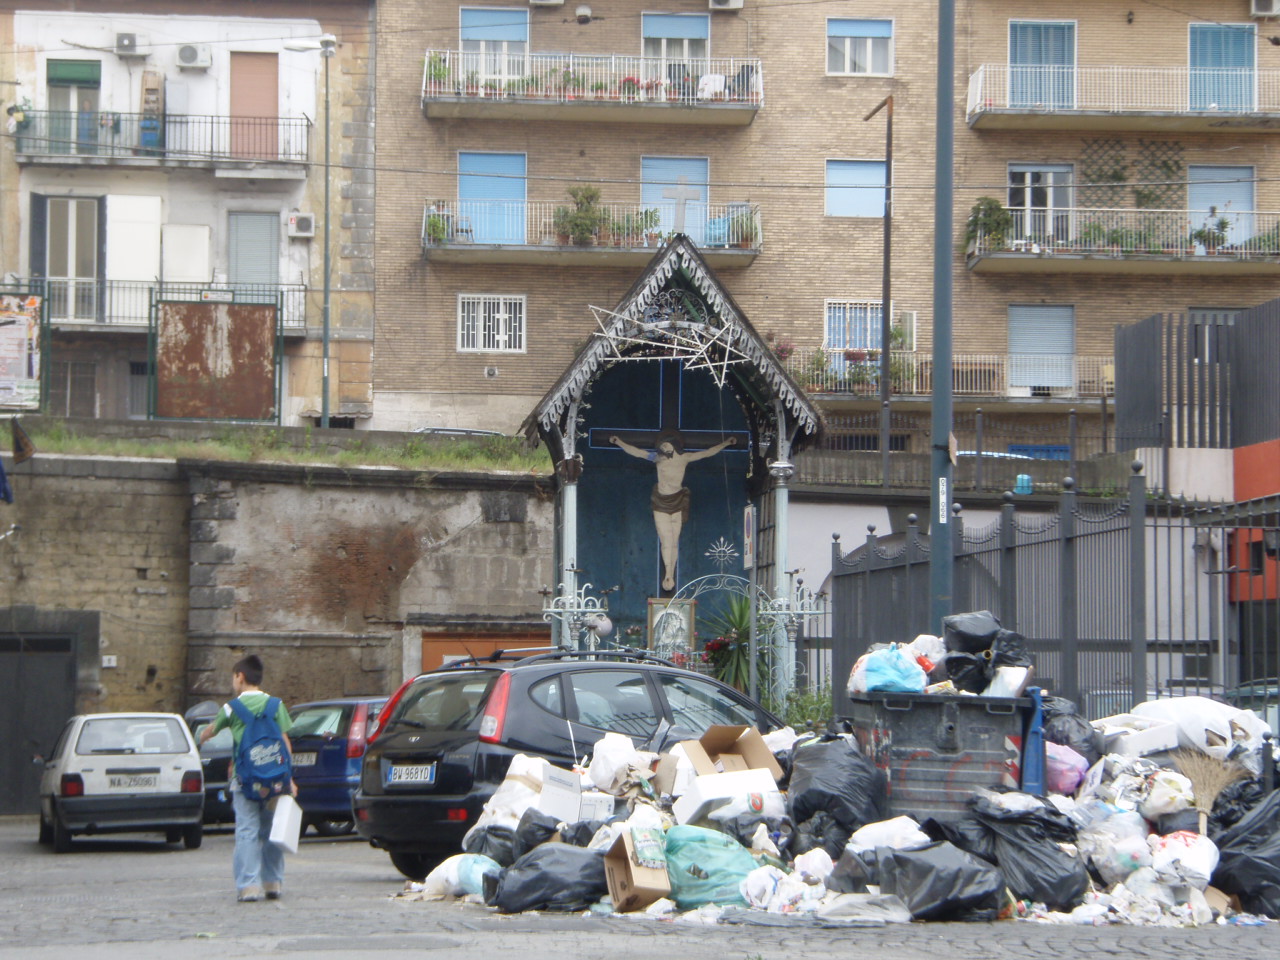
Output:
(844, 692), (1038, 819)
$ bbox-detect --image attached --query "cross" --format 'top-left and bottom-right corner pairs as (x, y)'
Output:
(662, 176), (701, 234)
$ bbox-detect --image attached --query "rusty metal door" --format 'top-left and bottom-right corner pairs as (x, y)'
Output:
(153, 300), (278, 420)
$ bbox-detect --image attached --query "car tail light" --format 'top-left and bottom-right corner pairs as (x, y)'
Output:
(446, 808), (468, 821)
(346, 703), (369, 759)
(355, 808), (369, 822)
(181, 770), (203, 794)
(478, 672), (511, 744)
(60, 774), (84, 797)
(369, 677), (415, 743)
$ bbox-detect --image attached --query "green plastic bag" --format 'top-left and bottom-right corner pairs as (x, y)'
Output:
(664, 825), (757, 910)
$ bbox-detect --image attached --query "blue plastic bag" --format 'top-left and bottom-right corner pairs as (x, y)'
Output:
(863, 644), (927, 693)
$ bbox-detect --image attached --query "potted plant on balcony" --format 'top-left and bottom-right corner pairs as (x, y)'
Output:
(1191, 217), (1230, 255)
(619, 76), (640, 102)
(965, 197), (1013, 253)
(803, 350), (832, 393)
(425, 213), (449, 246)
(425, 53), (450, 93)
(638, 207), (662, 245)
(553, 185), (609, 245)
(730, 210), (758, 249)
(591, 81), (609, 101)
(463, 71), (480, 96)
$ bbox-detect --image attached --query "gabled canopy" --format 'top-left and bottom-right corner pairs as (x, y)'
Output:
(522, 235), (822, 468)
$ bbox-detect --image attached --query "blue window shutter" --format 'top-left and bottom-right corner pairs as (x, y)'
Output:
(1188, 165), (1254, 243)
(458, 152), (526, 244)
(826, 160), (885, 217)
(1009, 21), (1075, 109)
(1190, 24), (1255, 111)
(828, 19), (892, 39)
(641, 157), (708, 241)
(460, 7), (528, 42)
(1008, 305), (1074, 388)
(642, 14), (709, 41)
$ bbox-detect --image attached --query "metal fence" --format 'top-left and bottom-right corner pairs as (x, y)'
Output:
(25, 278), (307, 329)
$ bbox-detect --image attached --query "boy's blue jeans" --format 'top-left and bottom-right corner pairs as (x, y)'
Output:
(231, 780), (284, 891)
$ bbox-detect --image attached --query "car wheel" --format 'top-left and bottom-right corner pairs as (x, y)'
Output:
(183, 822), (204, 850)
(52, 817), (72, 854)
(312, 818), (354, 837)
(38, 812), (53, 845)
(388, 851), (438, 881)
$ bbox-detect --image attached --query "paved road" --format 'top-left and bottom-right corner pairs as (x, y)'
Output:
(0, 817), (1275, 959)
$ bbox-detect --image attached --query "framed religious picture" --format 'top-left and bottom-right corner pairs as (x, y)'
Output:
(647, 598), (696, 657)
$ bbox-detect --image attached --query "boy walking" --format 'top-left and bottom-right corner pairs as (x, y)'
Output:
(199, 654), (295, 902)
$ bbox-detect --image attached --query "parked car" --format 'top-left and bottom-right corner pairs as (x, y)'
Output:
(354, 649), (782, 880)
(185, 701), (234, 825)
(38, 712), (204, 853)
(289, 697), (386, 836)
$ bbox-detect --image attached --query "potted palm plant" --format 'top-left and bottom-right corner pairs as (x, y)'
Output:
(731, 210), (758, 248)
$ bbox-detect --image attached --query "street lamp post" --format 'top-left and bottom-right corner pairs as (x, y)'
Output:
(319, 34), (336, 429)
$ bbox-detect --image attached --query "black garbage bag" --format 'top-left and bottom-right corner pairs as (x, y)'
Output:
(512, 807), (562, 861)
(787, 737), (887, 832)
(791, 811), (852, 861)
(944, 652), (990, 694)
(877, 841), (1006, 921)
(1211, 790), (1280, 918)
(558, 819), (609, 848)
(921, 815), (998, 865)
(722, 814), (794, 856)
(1209, 778), (1271, 837)
(463, 824), (517, 867)
(989, 628), (1033, 670)
(969, 796), (1088, 910)
(942, 610), (1003, 654)
(489, 843), (609, 914)
(1041, 697), (1104, 767)
(826, 846), (877, 893)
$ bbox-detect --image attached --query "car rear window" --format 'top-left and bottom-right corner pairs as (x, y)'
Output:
(394, 672), (496, 731)
(78, 717), (189, 755)
(291, 705), (347, 737)
(191, 720), (233, 752)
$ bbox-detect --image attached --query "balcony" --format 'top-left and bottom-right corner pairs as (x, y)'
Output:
(967, 64), (1280, 132)
(784, 348), (1114, 401)
(26, 279), (307, 329)
(421, 50), (761, 125)
(967, 207), (1280, 276)
(13, 111), (310, 176)
(421, 200), (761, 267)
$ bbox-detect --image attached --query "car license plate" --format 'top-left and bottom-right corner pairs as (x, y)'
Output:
(108, 775), (157, 789)
(292, 752), (318, 767)
(386, 763), (436, 786)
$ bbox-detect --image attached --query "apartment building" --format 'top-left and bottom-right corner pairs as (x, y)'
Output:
(0, 1), (374, 424)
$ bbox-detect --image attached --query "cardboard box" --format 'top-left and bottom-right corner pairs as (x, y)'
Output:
(672, 768), (783, 824)
(578, 790), (617, 822)
(678, 725), (784, 781)
(604, 829), (670, 913)
(652, 743), (697, 798)
(1092, 713), (1180, 758)
(537, 766), (586, 822)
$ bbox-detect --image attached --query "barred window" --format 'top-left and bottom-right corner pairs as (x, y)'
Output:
(457, 294), (525, 353)
(824, 299), (883, 352)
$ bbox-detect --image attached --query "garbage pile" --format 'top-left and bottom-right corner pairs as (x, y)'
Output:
(397, 612), (1279, 929)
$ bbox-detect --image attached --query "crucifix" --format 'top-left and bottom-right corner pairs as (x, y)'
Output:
(662, 176), (702, 234)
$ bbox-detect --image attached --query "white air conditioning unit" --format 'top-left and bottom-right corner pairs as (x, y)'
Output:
(709, 0), (744, 10)
(529, 0), (564, 5)
(288, 214), (316, 239)
(115, 33), (149, 58)
(177, 43), (212, 70)
(1252, 0), (1280, 16)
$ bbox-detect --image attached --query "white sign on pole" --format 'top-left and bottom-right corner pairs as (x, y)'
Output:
(743, 504), (755, 570)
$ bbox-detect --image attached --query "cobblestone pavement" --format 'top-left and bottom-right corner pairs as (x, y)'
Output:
(1, 818), (1275, 959)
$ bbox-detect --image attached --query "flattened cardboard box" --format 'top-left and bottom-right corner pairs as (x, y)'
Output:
(604, 830), (670, 912)
(677, 725), (784, 781)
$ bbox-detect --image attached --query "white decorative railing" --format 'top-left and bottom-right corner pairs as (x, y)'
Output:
(422, 50), (762, 106)
(422, 199), (762, 250)
(968, 64), (1280, 116)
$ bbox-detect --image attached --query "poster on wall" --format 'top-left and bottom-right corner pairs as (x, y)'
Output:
(0, 295), (42, 410)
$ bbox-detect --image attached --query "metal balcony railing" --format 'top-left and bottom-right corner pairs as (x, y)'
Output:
(784, 347), (1115, 399)
(968, 64), (1280, 117)
(13, 111), (310, 163)
(968, 207), (1280, 260)
(27, 279), (307, 328)
(422, 199), (762, 251)
(422, 50), (763, 107)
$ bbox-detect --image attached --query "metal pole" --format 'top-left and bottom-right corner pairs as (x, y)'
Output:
(770, 459), (795, 704)
(864, 96), (894, 486)
(1128, 461), (1148, 708)
(930, 0), (957, 632)
(321, 36), (335, 428)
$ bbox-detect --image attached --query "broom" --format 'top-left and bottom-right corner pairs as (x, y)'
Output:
(1172, 748), (1249, 835)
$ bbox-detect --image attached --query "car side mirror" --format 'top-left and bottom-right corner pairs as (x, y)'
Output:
(31, 754), (44, 766)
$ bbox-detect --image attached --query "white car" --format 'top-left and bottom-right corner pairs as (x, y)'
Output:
(38, 712), (205, 853)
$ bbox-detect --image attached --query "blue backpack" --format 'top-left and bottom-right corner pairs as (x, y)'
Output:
(229, 697), (292, 802)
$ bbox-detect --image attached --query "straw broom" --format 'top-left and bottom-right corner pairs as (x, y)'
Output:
(1173, 748), (1249, 835)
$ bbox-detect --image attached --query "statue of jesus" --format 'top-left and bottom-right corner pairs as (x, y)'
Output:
(610, 430), (737, 591)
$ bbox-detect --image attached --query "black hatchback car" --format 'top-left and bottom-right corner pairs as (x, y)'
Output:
(353, 649), (782, 880)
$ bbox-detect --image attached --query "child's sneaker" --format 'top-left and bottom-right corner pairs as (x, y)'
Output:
(264, 883), (282, 900)
(237, 886), (263, 902)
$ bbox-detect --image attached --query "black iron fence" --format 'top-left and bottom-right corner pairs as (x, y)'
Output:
(23, 278), (307, 329)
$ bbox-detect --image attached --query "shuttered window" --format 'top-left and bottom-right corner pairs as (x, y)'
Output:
(1008, 305), (1074, 389)
(461, 7), (527, 80)
(228, 212), (279, 286)
(1009, 21), (1075, 109)
(46, 60), (101, 87)
(1188, 165), (1254, 245)
(458, 152), (526, 244)
(641, 157), (708, 241)
(457, 294), (525, 352)
(826, 160), (886, 218)
(1190, 24), (1255, 112)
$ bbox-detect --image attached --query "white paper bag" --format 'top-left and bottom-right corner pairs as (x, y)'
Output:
(269, 795), (303, 854)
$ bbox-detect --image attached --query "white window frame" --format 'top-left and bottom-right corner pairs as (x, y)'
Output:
(826, 18), (894, 77)
(459, 6), (529, 84)
(457, 293), (526, 353)
(1007, 163), (1074, 242)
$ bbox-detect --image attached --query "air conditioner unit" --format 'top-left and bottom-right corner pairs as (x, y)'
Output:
(288, 214), (316, 239)
(529, 0), (565, 5)
(177, 43), (212, 70)
(709, 0), (744, 10)
(116, 33), (149, 58)
(1252, 0), (1279, 17)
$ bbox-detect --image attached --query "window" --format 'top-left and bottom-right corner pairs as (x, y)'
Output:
(458, 294), (525, 353)
(228, 212), (280, 287)
(655, 674), (758, 733)
(458, 152), (526, 244)
(460, 7), (528, 81)
(826, 432), (908, 452)
(289, 705), (346, 737)
(128, 360), (149, 419)
(1190, 23), (1255, 112)
(529, 677), (564, 717)
(825, 299), (883, 352)
(827, 19), (892, 76)
(1008, 305), (1075, 391)
(825, 160), (886, 218)
(47, 360), (96, 418)
(45, 197), (99, 322)
(642, 14), (709, 61)
(1189, 165), (1254, 246)
(46, 60), (100, 156)
(1009, 21), (1075, 110)
(1008, 164), (1073, 242)
(641, 156), (709, 241)
(566, 670), (660, 738)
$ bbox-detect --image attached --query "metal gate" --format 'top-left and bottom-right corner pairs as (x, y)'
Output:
(0, 637), (76, 815)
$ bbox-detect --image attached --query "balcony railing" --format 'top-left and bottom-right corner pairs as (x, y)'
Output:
(421, 50), (762, 112)
(784, 347), (1114, 399)
(13, 111), (310, 164)
(422, 199), (762, 252)
(27, 279), (307, 328)
(968, 207), (1280, 262)
(968, 64), (1280, 124)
